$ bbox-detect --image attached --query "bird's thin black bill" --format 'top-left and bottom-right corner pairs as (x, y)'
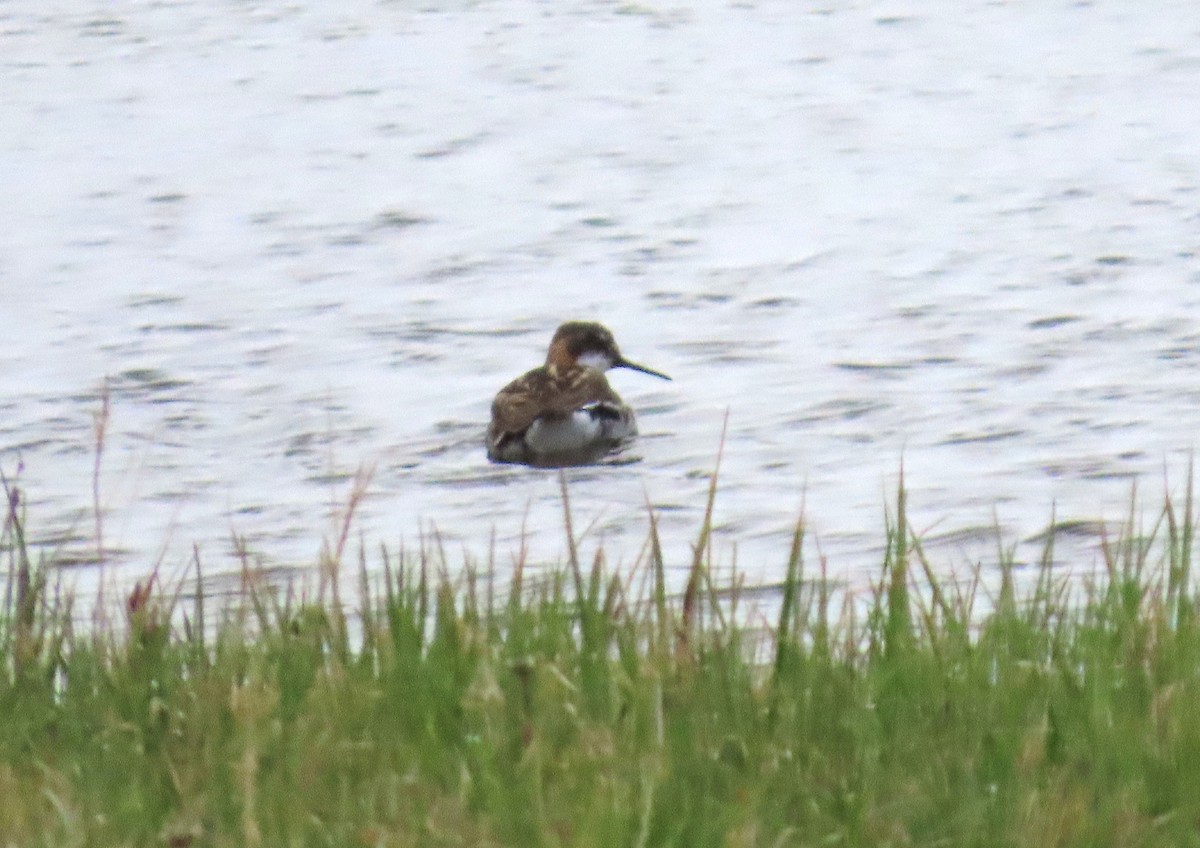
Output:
(617, 359), (671, 381)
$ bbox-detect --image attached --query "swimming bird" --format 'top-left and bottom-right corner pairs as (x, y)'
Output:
(486, 321), (671, 466)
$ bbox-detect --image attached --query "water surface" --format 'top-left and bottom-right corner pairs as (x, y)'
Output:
(3, 0), (1199, 599)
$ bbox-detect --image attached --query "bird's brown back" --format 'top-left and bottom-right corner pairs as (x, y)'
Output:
(489, 364), (623, 436)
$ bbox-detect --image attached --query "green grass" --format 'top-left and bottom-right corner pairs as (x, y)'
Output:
(5, 461), (1200, 847)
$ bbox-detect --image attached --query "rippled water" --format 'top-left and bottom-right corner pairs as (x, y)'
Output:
(3, 0), (1200, 600)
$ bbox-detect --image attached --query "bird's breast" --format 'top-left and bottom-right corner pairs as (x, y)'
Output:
(525, 404), (636, 455)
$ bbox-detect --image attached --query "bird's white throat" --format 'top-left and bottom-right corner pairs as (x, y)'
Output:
(576, 351), (615, 371)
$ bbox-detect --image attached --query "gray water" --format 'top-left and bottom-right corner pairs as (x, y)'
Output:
(3, 0), (1200, 600)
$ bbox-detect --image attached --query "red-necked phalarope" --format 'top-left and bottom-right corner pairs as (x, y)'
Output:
(486, 321), (671, 466)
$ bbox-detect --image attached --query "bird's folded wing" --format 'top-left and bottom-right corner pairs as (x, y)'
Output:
(490, 367), (620, 434)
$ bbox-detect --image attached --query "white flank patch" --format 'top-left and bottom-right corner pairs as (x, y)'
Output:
(526, 412), (604, 454)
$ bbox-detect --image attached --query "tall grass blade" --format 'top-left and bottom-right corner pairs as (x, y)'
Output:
(681, 411), (728, 654)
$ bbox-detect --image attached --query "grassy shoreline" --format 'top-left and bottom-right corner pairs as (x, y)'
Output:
(4, 463), (1200, 847)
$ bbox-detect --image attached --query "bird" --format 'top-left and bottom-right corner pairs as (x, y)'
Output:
(486, 321), (670, 466)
